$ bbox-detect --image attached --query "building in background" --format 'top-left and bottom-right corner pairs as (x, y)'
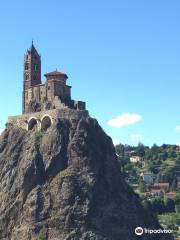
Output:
(130, 156), (141, 163)
(141, 172), (153, 183)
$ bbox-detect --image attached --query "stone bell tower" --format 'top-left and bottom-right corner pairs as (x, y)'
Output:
(23, 42), (41, 113)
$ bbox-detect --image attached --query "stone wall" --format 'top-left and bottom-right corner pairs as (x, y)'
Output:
(8, 109), (89, 130)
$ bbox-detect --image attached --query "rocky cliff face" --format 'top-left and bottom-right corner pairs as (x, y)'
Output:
(0, 116), (173, 240)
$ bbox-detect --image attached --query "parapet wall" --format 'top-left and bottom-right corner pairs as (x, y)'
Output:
(8, 108), (89, 130)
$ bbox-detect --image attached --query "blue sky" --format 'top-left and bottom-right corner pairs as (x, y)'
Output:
(0, 0), (180, 146)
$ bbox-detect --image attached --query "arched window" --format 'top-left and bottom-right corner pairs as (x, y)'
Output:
(25, 75), (29, 80)
(41, 116), (52, 130)
(25, 63), (29, 70)
(28, 118), (38, 130)
(34, 64), (38, 71)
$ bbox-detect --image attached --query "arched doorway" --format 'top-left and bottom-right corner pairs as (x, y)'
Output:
(28, 118), (38, 130)
(41, 115), (52, 130)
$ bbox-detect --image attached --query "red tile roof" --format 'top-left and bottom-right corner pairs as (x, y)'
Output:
(44, 70), (67, 77)
(165, 191), (176, 198)
(151, 189), (163, 193)
(154, 183), (169, 187)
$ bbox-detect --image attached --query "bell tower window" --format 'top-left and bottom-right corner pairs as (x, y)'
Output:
(25, 63), (29, 70)
(34, 64), (38, 71)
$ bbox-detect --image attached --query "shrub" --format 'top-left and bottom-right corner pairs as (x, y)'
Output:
(37, 230), (46, 240)
(33, 130), (42, 142)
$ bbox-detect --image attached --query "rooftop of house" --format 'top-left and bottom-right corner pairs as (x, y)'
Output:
(44, 70), (68, 78)
(130, 156), (140, 159)
(165, 191), (176, 198)
(151, 188), (164, 193)
(154, 182), (170, 187)
(141, 172), (153, 176)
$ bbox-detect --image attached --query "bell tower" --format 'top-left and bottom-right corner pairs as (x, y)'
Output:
(23, 42), (41, 113)
(23, 41), (41, 89)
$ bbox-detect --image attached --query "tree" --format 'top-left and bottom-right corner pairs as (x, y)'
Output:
(171, 178), (177, 191)
(151, 197), (165, 214)
(138, 180), (146, 192)
(151, 144), (159, 154)
(175, 204), (180, 213)
(137, 143), (145, 157)
(156, 166), (175, 184)
(159, 152), (168, 161)
(164, 198), (175, 213)
(142, 200), (152, 212)
(174, 193), (180, 213)
(115, 144), (125, 157)
(168, 150), (177, 158)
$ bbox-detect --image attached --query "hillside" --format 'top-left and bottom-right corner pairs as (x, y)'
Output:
(116, 143), (180, 186)
(115, 143), (180, 237)
(0, 118), (172, 240)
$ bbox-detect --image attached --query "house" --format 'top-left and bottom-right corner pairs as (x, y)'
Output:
(165, 191), (176, 199)
(130, 150), (137, 156)
(150, 182), (170, 197)
(150, 188), (164, 197)
(154, 182), (170, 190)
(141, 172), (153, 183)
(130, 156), (141, 163)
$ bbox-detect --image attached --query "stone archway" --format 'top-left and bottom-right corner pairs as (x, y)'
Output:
(41, 115), (52, 131)
(27, 117), (38, 130)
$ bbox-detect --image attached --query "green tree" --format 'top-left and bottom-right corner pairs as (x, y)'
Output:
(156, 166), (175, 184)
(174, 193), (180, 213)
(151, 144), (159, 155)
(115, 144), (125, 156)
(138, 180), (146, 192)
(151, 197), (165, 214)
(37, 227), (46, 240)
(142, 200), (152, 212)
(164, 198), (175, 213)
(137, 143), (145, 157)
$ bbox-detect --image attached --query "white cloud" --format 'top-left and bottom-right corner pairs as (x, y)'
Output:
(176, 142), (180, 146)
(108, 113), (142, 128)
(130, 134), (144, 142)
(176, 125), (180, 132)
(112, 139), (121, 146)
